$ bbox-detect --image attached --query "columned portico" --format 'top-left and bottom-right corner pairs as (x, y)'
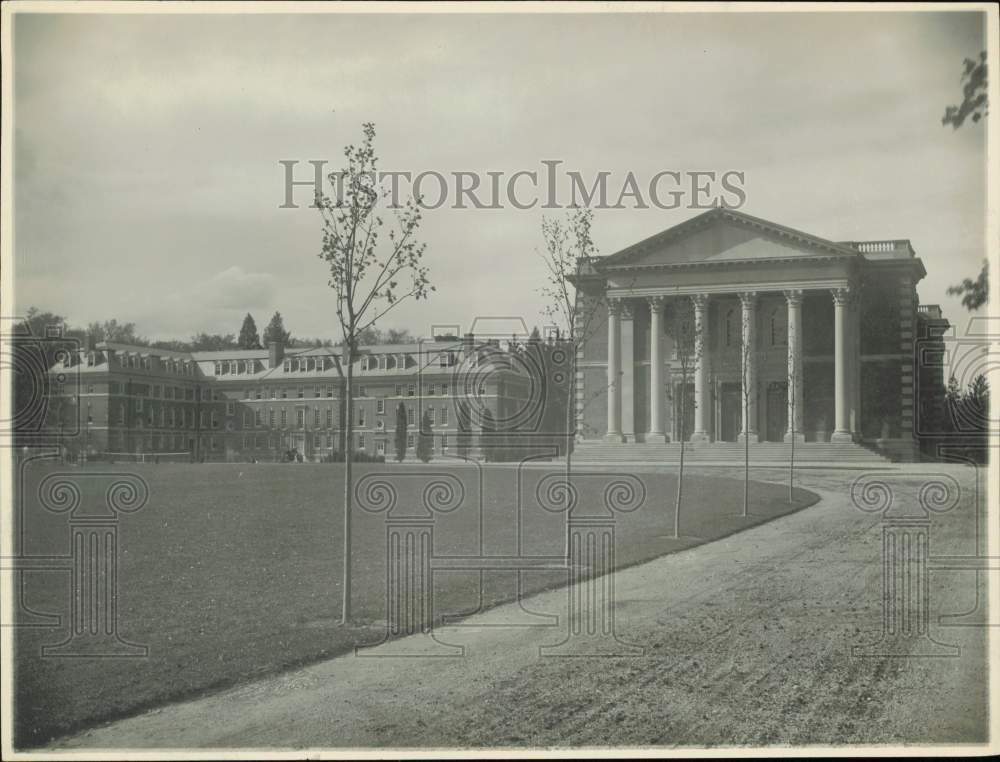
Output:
(578, 207), (927, 459)
(690, 294), (711, 443)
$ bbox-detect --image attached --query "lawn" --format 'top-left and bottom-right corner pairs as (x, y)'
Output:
(13, 460), (818, 747)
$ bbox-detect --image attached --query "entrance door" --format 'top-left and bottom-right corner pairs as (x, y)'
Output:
(719, 383), (741, 442)
(766, 382), (788, 442)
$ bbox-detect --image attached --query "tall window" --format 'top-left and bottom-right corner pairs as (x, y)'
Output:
(280, 409), (287, 427)
(725, 309), (736, 347)
(440, 407), (449, 425)
(376, 398), (385, 414)
(314, 408), (320, 427)
(407, 407), (415, 425)
(326, 408), (333, 427)
(296, 409), (305, 428)
(357, 406), (366, 427)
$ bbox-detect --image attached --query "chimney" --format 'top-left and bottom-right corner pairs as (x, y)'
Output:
(269, 340), (285, 368)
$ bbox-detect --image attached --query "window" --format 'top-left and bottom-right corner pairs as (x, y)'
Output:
(428, 407), (436, 426)
(326, 408), (333, 427)
(255, 409), (263, 426)
(357, 406), (365, 427)
(394, 384), (402, 397)
(119, 404), (126, 425)
(256, 389), (262, 400)
(283, 360), (291, 372)
(440, 435), (448, 453)
(407, 384), (415, 397)
(243, 410), (251, 427)
(376, 398), (385, 414)
(357, 433), (365, 450)
(428, 384), (436, 396)
(226, 401), (235, 416)
(376, 440), (386, 456)
(296, 409), (305, 429)
(326, 386), (333, 398)
(358, 385), (367, 398)
(407, 407), (415, 425)
(478, 383), (486, 395)
(269, 409), (275, 427)
(407, 433), (415, 448)
(297, 387), (304, 399)
(270, 388), (276, 399)
(211, 411), (218, 429)
(314, 408), (320, 427)
(280, 409), (287, 427)
(440, 407), (448, 425)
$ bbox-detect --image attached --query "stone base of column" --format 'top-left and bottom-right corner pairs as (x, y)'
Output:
(783, 431), (805, 444)
(830, 430), (854, 443)
(690, 431), (711, 444)
(737, 432), (760, 444)
(646, 432), (668, 444)
(604, 432), (626, 443)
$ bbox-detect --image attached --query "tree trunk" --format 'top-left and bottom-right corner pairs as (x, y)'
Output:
(341, 343), (354, 624)
(674, 375), (684, 539)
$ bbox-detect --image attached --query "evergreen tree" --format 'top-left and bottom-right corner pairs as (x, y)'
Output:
(394, 401), (408, 462)
(238, 313), (262, 349)
(262, 311), (291, 345)
(416, 409), (433, 463)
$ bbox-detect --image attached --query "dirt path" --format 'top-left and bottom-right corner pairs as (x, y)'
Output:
(54, 465), (989, 749)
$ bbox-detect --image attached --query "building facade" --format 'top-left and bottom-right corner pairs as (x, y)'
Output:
(47, 334), (568, 462)
(573, 208), (946, 461)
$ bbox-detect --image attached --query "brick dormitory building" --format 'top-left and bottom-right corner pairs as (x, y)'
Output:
(44, 334), (571, 462)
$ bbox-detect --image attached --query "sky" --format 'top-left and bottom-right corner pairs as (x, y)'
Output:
(12, 8), (989, 343)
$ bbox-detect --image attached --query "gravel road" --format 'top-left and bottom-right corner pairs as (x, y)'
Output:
(54, 464), (990, 750)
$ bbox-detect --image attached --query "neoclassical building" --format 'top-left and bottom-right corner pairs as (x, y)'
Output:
(573, 208), (943, 460)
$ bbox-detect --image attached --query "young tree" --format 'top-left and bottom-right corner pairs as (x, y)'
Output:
(538, 207), (604, 501)
(665, 298), (700, 538)
(788, 362), (798, 503)
(262, 311), (291, 346)
(394, 401), (408, 462)
(737, 294), (757, 518)
(238, 313), (262, 349)
(316, 122), (433, 623)
(416, 409), (433, 463)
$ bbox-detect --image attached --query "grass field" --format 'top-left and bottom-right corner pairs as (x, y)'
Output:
(13, 460), (818, 747)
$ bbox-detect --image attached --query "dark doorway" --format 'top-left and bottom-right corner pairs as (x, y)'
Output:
(720, 383), (741, 442)
(766, 381), (788, 442)
(674, 382), (695, 442)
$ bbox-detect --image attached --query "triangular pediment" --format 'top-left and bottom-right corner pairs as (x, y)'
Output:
(603, 208), (858, 268)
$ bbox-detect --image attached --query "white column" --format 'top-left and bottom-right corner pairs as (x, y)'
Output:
(738, 291), (759, 443)
(831, 287), (852, 442)
(690, 294), (711, 443)
(605, 298), (624, 443)
(647, 296), (666, 443)
(784, 289), (805, 443)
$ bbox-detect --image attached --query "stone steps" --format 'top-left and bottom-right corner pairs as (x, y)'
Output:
(571, 441), (890, 465)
